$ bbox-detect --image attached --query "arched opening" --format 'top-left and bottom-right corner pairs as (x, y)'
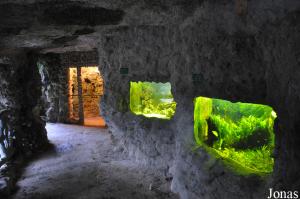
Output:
(68, 66), (106, 127)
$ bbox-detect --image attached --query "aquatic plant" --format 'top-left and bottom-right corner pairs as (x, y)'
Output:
(130, 82), (176, 119)
(194, 97), (276, 176)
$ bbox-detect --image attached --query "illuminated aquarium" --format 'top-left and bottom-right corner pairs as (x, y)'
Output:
(194, 97), (277, 176)
(130, 82), (176, 119)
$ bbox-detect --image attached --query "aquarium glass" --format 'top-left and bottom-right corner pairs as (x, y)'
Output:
(130, 82), (176, 119)
(194, 96), (277, 176)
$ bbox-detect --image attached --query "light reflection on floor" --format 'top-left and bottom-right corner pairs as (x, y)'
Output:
(84, 116), (106, 128)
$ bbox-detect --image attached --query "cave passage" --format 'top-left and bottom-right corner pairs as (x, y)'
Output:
(11, 123), (176, 199)
(0, 0), (299, 197)
(68, 66), (106, 127)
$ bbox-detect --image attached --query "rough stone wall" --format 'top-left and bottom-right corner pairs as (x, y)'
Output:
(0, 50), (49, 196)
(69, 67), (104, 119)
(0, 49), (48, 156)
(98, 1), (300, 198)
(81, 67), (104, 118)
(0, 0), (298, 198)
(39, 51), (100, 123)
(60, 51), (99, 67)
(68, 68), (79, 119)
(260, 12), (300, 190)
(38, 53), (68, 123)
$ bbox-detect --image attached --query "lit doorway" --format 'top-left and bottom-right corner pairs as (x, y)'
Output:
(68, 66), (106, 127)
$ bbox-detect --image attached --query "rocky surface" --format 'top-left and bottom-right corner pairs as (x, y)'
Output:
(0, 50), (48, 154)
(69, 67), (104, 119)
(38, 51), (100, 123)
(0, 50), (49, 196)
(97, 1), (300, 198)
(11, 123), (178, 199)
(0, 0), (299, 198)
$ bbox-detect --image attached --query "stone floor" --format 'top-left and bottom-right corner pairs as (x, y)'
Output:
(11, 123), (177, 199)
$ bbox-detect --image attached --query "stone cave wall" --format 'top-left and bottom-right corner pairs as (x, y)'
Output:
(0, 0), (297, 198)
(38, 51), (99, 123)
(38, 53), (68, 123)
(0, 50), (48, 154)
(0, 50), (48, 194)
(98, 1), (300, 198)
(82, 67), (104, 118)
(68, 68), (79, 119)
(69, 67), (104, 119)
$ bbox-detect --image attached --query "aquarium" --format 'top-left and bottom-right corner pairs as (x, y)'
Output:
(130, 82), (177, 119)
(194, 97), (277, 176)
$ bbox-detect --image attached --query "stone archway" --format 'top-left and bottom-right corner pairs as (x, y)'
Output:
(68, 66), (106, 127)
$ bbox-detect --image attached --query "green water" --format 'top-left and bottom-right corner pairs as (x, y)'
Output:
(130, 82), (176, 119)
(194, 97), (277, 176)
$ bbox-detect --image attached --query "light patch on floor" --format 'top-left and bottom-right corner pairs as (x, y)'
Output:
(84, 116), (106, 128)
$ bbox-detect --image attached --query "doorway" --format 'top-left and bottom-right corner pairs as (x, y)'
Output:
(68, 66), (106, 127)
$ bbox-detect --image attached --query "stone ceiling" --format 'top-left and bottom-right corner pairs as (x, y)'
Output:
(0, 0), (299, 53)
(0, 0), (197, 52)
